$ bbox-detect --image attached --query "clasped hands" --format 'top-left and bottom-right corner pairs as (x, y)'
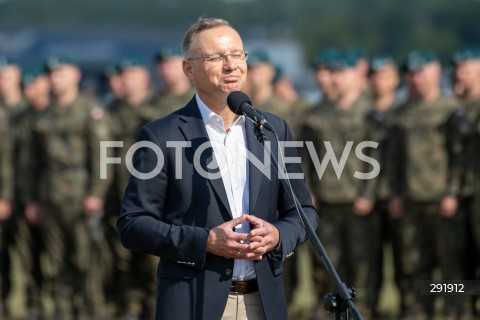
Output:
(206, 214), (280, 260)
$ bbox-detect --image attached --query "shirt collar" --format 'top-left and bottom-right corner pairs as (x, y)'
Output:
(195, 93), (244, 130)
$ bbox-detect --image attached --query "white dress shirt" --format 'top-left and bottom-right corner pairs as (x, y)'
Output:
(196, 94), (256, 281)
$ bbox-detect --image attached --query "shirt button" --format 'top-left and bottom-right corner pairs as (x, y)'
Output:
(225, 269), (233, 276)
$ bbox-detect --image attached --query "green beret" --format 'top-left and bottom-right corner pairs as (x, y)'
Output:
(103, 61), (121, 77)
(312, 47), (340, 69)
(118, 55), (147, 70)
(0, 56), (16, 69)
(329, 50), (359, 71)
(45, 54), (77, 71)
(369, 54), (396, 73)
(22, 65), (48, 86)
(155, 45), (183, 61)
(247, 49), (270, 67)
(272, 64), (284, 84)
(451, 46), (480, 65)
(402, 50), (439, 72)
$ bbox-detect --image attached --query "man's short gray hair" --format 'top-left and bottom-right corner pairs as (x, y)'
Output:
(183, 17), (239, 58)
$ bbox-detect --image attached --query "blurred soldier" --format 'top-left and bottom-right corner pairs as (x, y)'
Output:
(104, 56), (157, 319)
(347, 46), (370, 96)
(102, 62), (125, 109)
(451, 47), (480, 317)
(30, 55), (110, 319)
(0, 56), (23, 319)
(0, 107), (12, 317)
(389, 50), (467, 319)
(13, 66), (51, 318)
(367, 54), (401, 316)
(244, 49), (291, 121)
(272, 64), (310, 135)
(151, 45), (195, 117)
(0, 56), (27, 120)
(300, 51), (379, 319)
(311, 47), (340, 111)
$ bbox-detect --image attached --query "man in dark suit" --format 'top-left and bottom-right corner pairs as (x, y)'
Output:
(117, 17), (318, 320)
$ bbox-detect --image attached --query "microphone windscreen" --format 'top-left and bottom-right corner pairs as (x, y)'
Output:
(227, 91), (252, 115)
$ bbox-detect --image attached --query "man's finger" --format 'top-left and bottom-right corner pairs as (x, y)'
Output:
(225, 214), (248, 228)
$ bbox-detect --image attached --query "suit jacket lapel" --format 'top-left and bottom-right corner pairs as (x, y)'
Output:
(177, 99), (233, 218)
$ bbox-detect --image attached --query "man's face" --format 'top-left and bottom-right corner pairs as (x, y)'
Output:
(331, 67), (358, 97)
(183, 26), (247, 98)
(23, 75), (51, 105)
(406, 62), (441, 98)
(247, 62), (275, 89)
(370, 65), (399, 96)
(454, 59), (480, 90)
(49, 65), (81, 95)
(156, 56), (187, 87)
(315, 67), (336, 100)
(0, 65), (21, 94)
(121, 66), (150, 97)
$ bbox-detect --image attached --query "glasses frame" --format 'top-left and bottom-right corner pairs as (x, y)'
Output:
(187, 51), (249, 63)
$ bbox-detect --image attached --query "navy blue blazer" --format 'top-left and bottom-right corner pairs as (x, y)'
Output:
(117, 97), (318, 320)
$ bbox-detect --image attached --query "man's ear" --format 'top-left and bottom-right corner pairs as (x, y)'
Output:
(183, 60), (195, 80)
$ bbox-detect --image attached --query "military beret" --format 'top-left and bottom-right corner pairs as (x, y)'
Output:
(118, 55), (147, 70)
(311, 47), (340, 69)
(22, 65), (48, 86)
(369, 54), (396, 73)
(103, 61), (121, 77)
(0, 56), (16, 69)
(45, 54), (77, 71)
(154, 45), (183, 62)
(329, 50), (359, 71)
(451, 46), (480, 65)
(401, 50), (439, 72)
(247, 49), (270, 67)
(272, 64), (284, 84)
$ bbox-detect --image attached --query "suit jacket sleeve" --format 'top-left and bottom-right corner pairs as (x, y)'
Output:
(117, 125), (210, 269)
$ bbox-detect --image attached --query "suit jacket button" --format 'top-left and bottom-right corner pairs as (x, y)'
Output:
(224, 269), (232, 276)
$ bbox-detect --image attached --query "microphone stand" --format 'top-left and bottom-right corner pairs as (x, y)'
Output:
(253, 125), (363, 320)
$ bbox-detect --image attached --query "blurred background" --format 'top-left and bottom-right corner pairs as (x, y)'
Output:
(1, 0), (479, 97)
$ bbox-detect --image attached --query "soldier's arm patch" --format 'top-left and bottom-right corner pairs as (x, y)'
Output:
(90, 107), (105, 121)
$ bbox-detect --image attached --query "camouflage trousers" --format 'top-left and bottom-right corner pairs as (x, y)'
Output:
(0, 218), (14, 315)
(13, 205), (45, 315)
(467, 195), (480, 317)
(39, 201), (105, 319)
(103, 198), (157, 319)
(310, 202), (382, 319)
(283, 242), (316, 320)
(392, 201), (468, 319)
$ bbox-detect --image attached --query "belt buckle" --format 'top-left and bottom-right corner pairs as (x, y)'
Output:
(230, 280), (248, 294)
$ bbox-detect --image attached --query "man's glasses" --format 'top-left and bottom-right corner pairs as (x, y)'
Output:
(187, 51), (248, 64)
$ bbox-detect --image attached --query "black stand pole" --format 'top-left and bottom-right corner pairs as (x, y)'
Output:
(254, 125), (363, 320)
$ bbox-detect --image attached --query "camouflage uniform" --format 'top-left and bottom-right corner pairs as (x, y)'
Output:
(12, 105), (49, 315)
(104, 97), (158, 318)
(389, 95), (467, 318)
(449, 97), (480, 317)
(149, 86), (196, 119)
(0, 108), (12, 316)
(300, 96), (380, 318)
(31, 94), (110, 319)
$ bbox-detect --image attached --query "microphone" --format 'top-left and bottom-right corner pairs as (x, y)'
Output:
(227, 91), (274, 131)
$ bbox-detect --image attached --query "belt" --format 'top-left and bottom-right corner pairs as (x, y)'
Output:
(230, 279), (259, 294)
